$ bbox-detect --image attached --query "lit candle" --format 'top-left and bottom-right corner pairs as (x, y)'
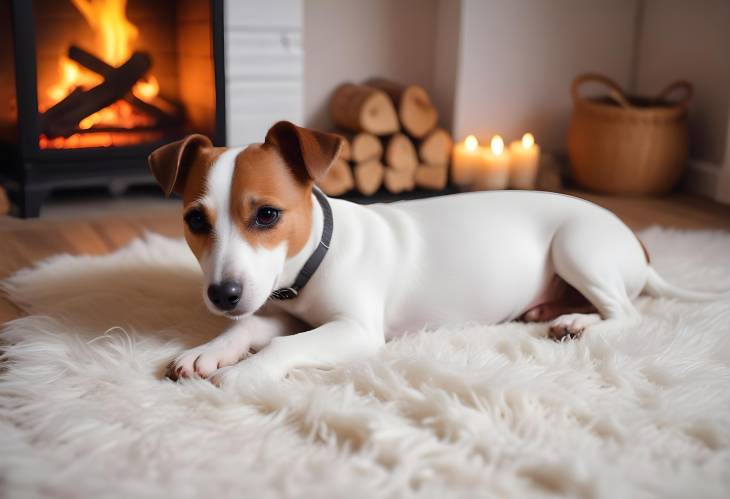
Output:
(451, 135), (487, 188)
(473, 135), (510, 190)
(509, 133), (540, 189)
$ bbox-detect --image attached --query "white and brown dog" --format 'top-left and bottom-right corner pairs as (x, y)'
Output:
(149, 121), (715, 386)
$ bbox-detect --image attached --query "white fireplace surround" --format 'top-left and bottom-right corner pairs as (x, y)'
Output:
(223, 1), (303, 149)
(223, 0), (730, 203)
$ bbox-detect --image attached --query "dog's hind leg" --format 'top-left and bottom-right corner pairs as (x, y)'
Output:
(522, 277), (597, 323)
(547, 219), (645, 340)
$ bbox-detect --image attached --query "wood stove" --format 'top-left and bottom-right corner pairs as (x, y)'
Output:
(0, 0), (226, 217)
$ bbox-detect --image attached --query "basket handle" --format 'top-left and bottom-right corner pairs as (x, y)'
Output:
(655, 80), (693, 108)
(571, 73), (632, 109)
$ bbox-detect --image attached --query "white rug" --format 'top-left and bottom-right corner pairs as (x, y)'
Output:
(1, 227), (730, 499)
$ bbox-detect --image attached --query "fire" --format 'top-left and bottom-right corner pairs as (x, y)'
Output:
(73, 0), (138, 65)
(40, 0), (160, 149)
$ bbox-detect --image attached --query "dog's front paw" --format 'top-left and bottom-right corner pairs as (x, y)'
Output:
(166, 344), (247, 381)
(208, 365), (240, 388)
(208, 356), (281, 389)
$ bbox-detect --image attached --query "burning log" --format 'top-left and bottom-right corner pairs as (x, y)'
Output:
(67, 45), (182, 126)
(40, 52), (152, 139)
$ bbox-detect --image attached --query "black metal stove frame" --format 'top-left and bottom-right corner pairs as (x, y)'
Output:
(1, 0), (226, 217)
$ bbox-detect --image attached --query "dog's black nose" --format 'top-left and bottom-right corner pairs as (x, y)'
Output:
(207, 281), (242, 311)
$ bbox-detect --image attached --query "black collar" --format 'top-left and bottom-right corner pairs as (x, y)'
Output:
(269, 188), (333, 300)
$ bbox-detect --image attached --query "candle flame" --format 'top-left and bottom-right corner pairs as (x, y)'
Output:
(490, 135), (504, 155)
(465, 135), (479, 152)
(522, 132), (535, 149)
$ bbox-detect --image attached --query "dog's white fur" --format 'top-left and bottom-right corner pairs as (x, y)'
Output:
(173, 148), (717, 387)
(199, 147), (288, 315)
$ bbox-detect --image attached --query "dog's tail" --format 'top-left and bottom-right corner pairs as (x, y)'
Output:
(643, 266), (724, 302)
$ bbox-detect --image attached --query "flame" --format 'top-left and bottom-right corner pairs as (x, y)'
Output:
(464, 135), (479, 152)
(72, 0), (138, 65)
(41, 0), (160, 149)
(490, 135), (505, 155)
(133, 76), (159, 102)
(522, 132), (535, 149)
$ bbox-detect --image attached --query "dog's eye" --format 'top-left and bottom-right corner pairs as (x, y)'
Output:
(254, 206), (280, 228)
(184, 209), (210, 234)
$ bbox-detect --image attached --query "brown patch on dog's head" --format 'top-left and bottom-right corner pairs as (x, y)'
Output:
(148, 134), (224, 260)
(264, 121), (343, 182)
(148, 134), (214, 197)
(228, 122), (342, 257)
(149, 124), (342, 300)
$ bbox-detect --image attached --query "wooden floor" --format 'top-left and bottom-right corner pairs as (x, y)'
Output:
(1, 190), (729, 324)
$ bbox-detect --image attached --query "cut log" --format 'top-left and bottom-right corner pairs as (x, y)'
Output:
(384, 167), (416, 194)
(337, 135), (351, 161)
(330, 83), (399, 135)
(348, 132), (383, 163)
(418, 128), (453, 166)
(384, 133), (418, 173)
(415, 163), (449, 190)
(353, 160), (385, 196)
(317, 159), (354, 196)
(40, 52), (151, 138)
(365, 78), (438, 139)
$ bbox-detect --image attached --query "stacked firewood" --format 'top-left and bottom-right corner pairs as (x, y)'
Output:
(318, 78), (452, 197)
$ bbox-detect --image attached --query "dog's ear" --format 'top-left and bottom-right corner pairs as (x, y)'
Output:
(264, 121), (343, 182)
(148, 134), (213, 197)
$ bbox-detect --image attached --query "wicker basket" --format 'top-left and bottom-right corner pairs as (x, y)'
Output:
(567, 73), (692, 195)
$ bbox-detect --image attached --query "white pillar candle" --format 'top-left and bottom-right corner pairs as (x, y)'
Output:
(509, 133), (540, 190)
(473, 135), (510, 190)
(451, 135), (487, 188)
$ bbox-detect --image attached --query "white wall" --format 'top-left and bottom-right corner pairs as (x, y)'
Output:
(635, 0), (730, 202)
(431, 0), (462, 132)
(636, 0), (730, 165)
(303, 0), (438, 130)
(453, 0), (639, 151)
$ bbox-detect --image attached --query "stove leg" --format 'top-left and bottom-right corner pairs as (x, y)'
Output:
(18, 185), (49, 218)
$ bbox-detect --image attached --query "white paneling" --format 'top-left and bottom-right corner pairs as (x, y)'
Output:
(225, 0), (302, 29)
(453, 0), (638, 152)
(227, 81), (302, 119)
(224, 0), (303, 146)
(225, 32), (302, 80)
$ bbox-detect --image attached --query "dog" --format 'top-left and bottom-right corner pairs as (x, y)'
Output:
(148, 121), (717, 386)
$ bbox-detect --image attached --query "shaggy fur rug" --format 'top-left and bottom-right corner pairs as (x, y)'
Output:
(1, 227), (730, 499)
